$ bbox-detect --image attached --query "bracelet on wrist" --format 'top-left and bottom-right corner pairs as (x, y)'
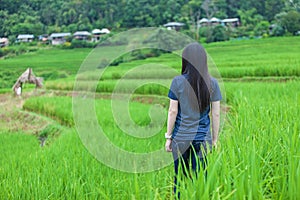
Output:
(165, 132), (172, 139)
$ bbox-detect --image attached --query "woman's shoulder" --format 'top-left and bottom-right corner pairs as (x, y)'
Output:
(210, 76), (222, 101)
(210, 76), (218, 82)
(173, 75), (186, 82)
(210, 76), (220, 86)
(175, 74), (185, 79)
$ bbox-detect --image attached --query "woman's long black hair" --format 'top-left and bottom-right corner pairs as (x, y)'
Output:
(181, 43), (211, 113)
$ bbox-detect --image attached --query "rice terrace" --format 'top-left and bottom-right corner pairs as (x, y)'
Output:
(0, 30), (299, 199)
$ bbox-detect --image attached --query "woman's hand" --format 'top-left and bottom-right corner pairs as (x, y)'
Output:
(165, 139), (172, 152)
(212, 138), (217, 147)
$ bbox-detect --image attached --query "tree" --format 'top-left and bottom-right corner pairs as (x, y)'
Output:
(288, 0), (300, 12)
(0, 10), (10, 36)
(10, 15), (44, 35)
(225, 0), (240, 17)
(62, 9), (77, 25)
(0, 0), (294, 39)
(182, 0), (203, 40)
(39, 1), (62, 26)
(122, 0), (157, 28)
(265, 0), (285, 21)
(77, 15), (92, 31)
(238, 8), (263, 29)
(201, 0), (217, 19)
(214, 0), (228, 18)
(161, 0), (183, 22)
(281, 10), (300, 35)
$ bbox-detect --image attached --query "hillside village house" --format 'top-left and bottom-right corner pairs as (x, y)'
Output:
(221, 18), (240, 27)
(163, 22), (185, 31)
(210, 17), (221, 25)
(199, 17), (240, 27)
(199, 18), (209, 25)
(17, 34), (34, 42)
(49, 33), (71, 45)
(91, 28), (110, 42)
(73, 31), (91, 41)
(92, 29), (101, 42)
(0, 38), (9, 47)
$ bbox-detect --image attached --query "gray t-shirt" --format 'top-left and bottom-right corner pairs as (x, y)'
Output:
(168, 75), (222, 141)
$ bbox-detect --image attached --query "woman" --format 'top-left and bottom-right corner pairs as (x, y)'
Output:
(165, 42), (222, 196)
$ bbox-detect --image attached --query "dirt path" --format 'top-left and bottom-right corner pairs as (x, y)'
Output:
(0, 90), (230, 136)
(0, 92), (50, 135)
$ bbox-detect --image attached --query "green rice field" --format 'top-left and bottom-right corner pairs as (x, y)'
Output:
(0, 36), (299, 199)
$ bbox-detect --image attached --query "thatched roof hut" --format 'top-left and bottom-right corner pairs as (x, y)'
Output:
(12, 68), (43, 95)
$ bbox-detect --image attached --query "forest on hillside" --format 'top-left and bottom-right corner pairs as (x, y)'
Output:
(1, 0), (300, 42)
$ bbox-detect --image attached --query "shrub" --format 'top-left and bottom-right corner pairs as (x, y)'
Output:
(101, 35), (128, 46)
(254, 21), (270, 36)
(70, 39), (95, 48)
(111, 72), (121, 79)
(11, 45), (27, 55)
(206, 25), (229, 43)
(144, 49), (162, 58)
(270, 25), (285, 36)
(98, 59), (110, 68)
(40, 71), (69, 80)
(235, 26), (250, 38)
(62, 42), (72, 49)
(1, 47), (11, 56)
(39, 124), (61, 138)
(130, 49), (146, 60)
(110, 57), (124, 66)
(199, 26), (209, 38)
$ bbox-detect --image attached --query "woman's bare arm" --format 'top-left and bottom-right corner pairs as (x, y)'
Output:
(211, 101), (220, 146)
(166, 99), (178, 136)
(165, 99), (178, 152)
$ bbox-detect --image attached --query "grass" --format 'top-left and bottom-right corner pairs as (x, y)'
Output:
(43, 36), (300, 93)
(1, 36), (300, 90)
(0, 131), (173, 199)
(23, 96), (167, 152)
(0, 48), (91, 89)
(0, 48), (90, 72)
(2, 80), (300, 199)
(0, 36), (299, 199)
(206, 37), (300, 77)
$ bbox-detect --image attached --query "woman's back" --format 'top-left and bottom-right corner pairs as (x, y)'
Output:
(168, 74), (221, 141)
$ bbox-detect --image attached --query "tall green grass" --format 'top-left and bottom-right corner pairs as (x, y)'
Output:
(1, 36), (300, 199)
(23, 96), (166, 152)
(206, 37), (300, 78)
(0, 131), (172, 199)
(11, 80), (299, 199)
(1, 37), (300, 91)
